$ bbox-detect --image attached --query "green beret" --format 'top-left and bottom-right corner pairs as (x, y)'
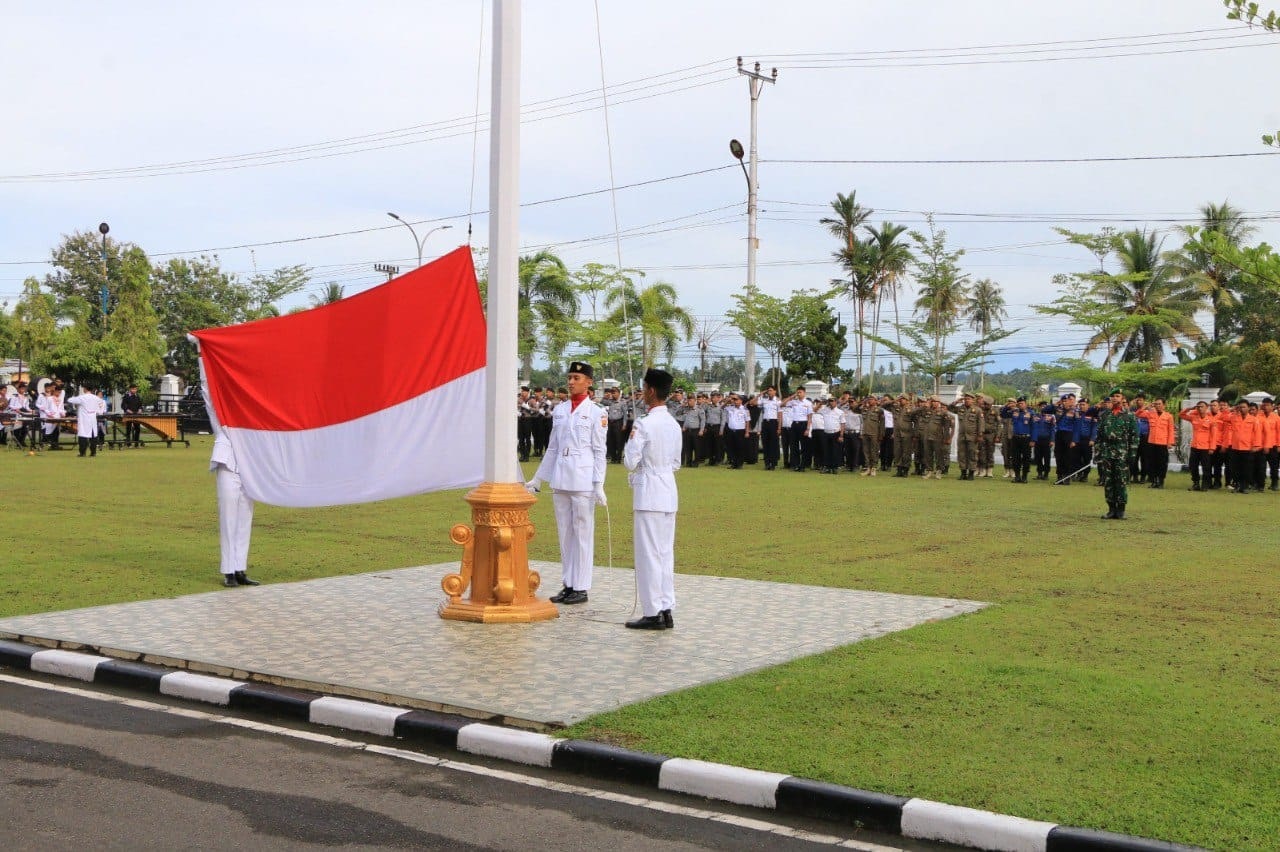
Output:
(1108, 387), (1123, 396)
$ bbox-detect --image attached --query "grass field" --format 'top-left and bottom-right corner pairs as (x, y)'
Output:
(2, 437), (1277, 849)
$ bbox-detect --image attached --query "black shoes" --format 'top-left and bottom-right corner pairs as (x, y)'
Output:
(1102, 503), (1126, 520)
(552, 588), (588, 605)
(626, 611), (673, 630)
(222, 575), (237, 587)
(234, 571), (260, 586)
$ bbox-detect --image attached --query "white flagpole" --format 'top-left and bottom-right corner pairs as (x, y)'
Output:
(485, 0), (520, 484)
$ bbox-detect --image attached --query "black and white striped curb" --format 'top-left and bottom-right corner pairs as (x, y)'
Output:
(0, 640), (1198, 852)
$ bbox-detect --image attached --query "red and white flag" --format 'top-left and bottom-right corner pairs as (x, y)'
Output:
(191, 246), (485, 507)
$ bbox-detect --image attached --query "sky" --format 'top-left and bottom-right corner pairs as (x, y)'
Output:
(2, 1), (1278, 376)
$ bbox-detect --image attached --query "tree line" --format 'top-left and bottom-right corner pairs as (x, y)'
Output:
(0, 230), (317, 389)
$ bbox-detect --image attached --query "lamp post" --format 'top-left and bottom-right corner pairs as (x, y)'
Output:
(98, 222), (110, 328)
(386, 213), (453, 267)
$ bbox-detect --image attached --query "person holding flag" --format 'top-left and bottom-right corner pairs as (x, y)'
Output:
(526, 361), (607, 605)
(624, 368), (681, 630)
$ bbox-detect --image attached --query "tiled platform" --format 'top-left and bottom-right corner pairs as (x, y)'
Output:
(0, 563), (985, 728)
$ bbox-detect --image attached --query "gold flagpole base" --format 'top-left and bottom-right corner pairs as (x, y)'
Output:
(439, 482), (558, 623)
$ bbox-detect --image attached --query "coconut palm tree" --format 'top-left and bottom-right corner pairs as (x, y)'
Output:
(862, 221), (913, 389)
(964, 279), (1007, 389)
(605, 281), (693, 372)
(821, 191), (873, 388)
(1097, 229), (1204, 366)
(308, 282), (344, 307)
(517, 251), (576, 379)
(1169, 201), (1257, 343)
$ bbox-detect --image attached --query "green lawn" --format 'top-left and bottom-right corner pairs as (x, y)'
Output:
(2, 438), (1277, 850)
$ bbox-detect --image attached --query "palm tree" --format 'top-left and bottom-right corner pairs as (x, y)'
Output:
(820, 191), (873, 388)
(1097, 229), (1204, 366)
(1169, 201), (1257, 343)
(606, 281), (693, 372)
(517, 251), (576, 380)
(862, 221), (913, 390)
(964, 279), (1007, 389)
(309, 282), (344, 307)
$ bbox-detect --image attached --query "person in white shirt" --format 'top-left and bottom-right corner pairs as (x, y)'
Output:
(210, 427), (260, 588)
(6, 381), (32, 448)
(526, 361), (607, 605)
(842, 395), (863, 471)
(624, 368), (682, 630)
(758, 386), (782, 470)
(65, 386), (107, 457)
(785, 389), (814, 471)
(819, 398), (845, 473)
(37, 383), (65, 449)
(721, 394), (751, 469)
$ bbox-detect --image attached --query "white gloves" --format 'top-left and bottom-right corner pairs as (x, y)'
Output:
(524, 478), (541, 494)
(593, 484), (608, 507)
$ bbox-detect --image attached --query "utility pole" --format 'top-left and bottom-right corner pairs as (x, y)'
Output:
(373, 263), (400, 282)
(735, 57), (776, 396)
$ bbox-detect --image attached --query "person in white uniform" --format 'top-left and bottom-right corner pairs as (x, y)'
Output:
(623, 368), (682, 630)
(65, 386), (107, 457)
(37, 383), (65, 449)
(210, 428), (260, 588)
(526, 361), (607, 605)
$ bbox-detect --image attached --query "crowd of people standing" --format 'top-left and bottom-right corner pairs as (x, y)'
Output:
(516, 384), (1280, 493)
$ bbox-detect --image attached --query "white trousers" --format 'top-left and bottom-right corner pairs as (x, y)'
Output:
(552, 490), (595, 590)
(634, 510), (676, 617)
(216, 465), (255, 575)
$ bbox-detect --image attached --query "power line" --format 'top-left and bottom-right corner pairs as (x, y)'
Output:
(0, 68), (738, 185)
(763, 151), (1280, 166)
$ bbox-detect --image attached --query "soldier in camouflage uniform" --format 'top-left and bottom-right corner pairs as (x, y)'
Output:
(948, 393), (983, 480)
(919, 397), (953, 479)
(977, 396), (998, 477)
(1096, 388), (1139, 520)
(890, 395), (917, 477)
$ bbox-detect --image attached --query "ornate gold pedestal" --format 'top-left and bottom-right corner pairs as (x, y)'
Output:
(439, 482), (558, 623)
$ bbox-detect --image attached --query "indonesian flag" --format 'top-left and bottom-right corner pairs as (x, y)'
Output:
(191, 246), (485, 507)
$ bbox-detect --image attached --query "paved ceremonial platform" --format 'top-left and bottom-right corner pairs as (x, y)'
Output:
(0, 562), (985, 729)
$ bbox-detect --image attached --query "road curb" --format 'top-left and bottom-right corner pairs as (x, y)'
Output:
(0, 639), (1203, 852)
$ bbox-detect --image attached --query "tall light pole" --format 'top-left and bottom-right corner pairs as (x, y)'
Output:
(386, 213), (453, 267)
(733, 57), (776, 396)
(98, 222), (110, 329)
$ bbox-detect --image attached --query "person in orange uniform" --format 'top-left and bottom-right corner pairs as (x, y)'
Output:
(1137, 398), (1176, 489)
(1179, 401), (1218, 492)
(1229, 400), (1259, 494)
(1261, 397), (1280, 491)
(1213, 400), (1235, 490)
(1247, 401), (1268, 492)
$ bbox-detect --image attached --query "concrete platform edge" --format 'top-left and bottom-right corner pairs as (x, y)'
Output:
(0, 640), (1206, 852)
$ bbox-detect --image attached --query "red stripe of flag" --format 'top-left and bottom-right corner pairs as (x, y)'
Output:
(193, 246), (485, 432)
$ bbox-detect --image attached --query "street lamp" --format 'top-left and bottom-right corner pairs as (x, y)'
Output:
(386, 213), (453, 267)
(98, 222), (110, 324)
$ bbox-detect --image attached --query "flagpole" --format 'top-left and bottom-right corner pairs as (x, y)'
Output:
(440, 0), (556, 623)
(485, 0), (519, 484)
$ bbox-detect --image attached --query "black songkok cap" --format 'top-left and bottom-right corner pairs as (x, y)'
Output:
(567, 361), (594, 379)
(643, 368), (673, 397)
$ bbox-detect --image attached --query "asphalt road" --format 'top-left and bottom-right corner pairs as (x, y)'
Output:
(0, 673), (942, 851)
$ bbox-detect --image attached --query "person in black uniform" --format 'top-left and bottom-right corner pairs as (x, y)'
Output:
(120, 385), (142, 447)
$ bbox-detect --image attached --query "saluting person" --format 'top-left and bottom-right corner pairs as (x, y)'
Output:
(1097, 388), (1139, 519)
(526, 361), (607, 605)
(624, 368), (682, 630)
